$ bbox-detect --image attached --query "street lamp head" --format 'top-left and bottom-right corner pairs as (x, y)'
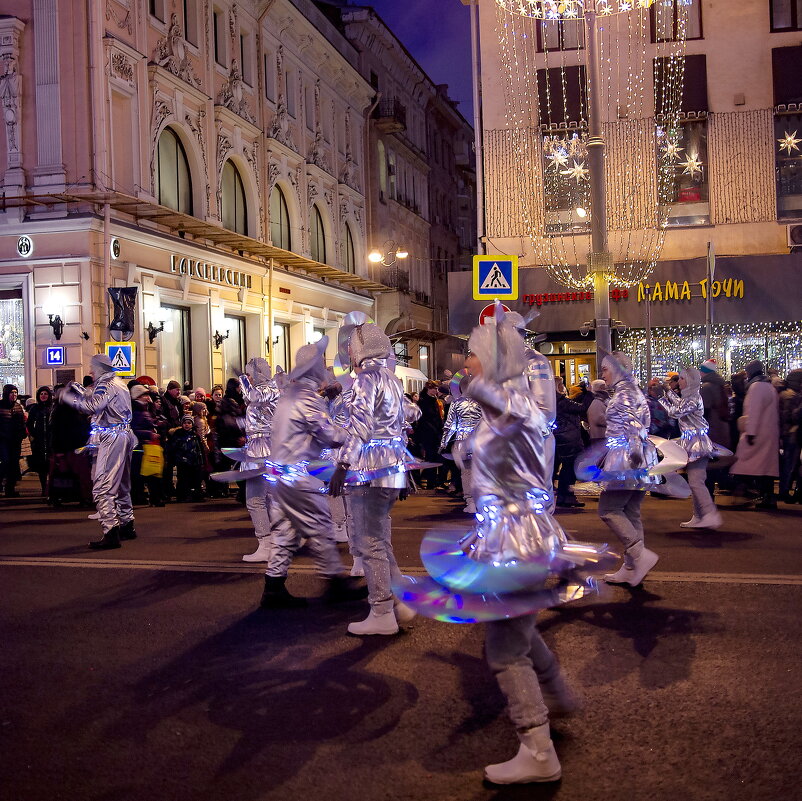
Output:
(368, 250), (383, 264)
(395, 249), (409, 259)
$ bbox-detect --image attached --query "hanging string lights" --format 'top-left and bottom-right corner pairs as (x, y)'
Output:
(494, 0), (688, 289)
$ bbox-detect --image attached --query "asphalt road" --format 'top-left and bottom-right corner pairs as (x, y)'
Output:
(1, 479), (801, 801)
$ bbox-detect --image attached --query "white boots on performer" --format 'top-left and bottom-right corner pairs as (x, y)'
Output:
(680, 510), (723, 529)
(604, 541), (659, 586)
(242, 539), (273, 562)
(484, 723), (561, 784)
(347, 601), (416, 636)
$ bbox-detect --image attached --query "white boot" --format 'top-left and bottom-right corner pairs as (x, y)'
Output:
(603, 548), (635, 584)
(688, 509), (723, 529)
(484, 723), (561, 784)
(463, 500), (477, 514)
(350, 556), (365, 577)
(242, 539), (273, 562)
(394, 600), (416, 625)
(604, 542), (659, 586)
(680, 515), (701, 528)
(347, 609), (399, 636)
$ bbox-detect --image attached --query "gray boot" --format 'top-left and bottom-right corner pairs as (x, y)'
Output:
(484, 723), (561, 784)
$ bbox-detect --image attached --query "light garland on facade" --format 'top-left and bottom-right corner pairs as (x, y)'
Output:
(494, 0), (688, 289)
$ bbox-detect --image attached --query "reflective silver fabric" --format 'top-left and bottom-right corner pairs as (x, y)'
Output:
(63, 371), (135, 533)
(340, 359), (418, 488)
(239, 373), (280, 461)
(659, 390), (715, 461)
(328, 388), (353, 429)
(439, 396), (482, 451)
(602, 378), (661, 489)
(463, 375), (566, 565)
(525, 348), (556, 427)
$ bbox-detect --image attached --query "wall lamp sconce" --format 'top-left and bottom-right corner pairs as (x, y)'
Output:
(214, 329), (230, 349)
(368, 239), (409, 267)
(48, 314), (64, 341)
(147, 321), (165, 344)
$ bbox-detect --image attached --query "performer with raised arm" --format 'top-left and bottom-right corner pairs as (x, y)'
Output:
(61, 354), (138, 550)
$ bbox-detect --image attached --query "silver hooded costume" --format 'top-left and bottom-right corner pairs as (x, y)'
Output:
(439, 395), (482, 455)
(266, 338), (350, 579)
(659, 367), (715, 462)
(62, 358), (137, 535)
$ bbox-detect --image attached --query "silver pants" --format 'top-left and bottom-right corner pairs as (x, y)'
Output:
(92, 431), (136, 534)
(350, 486), (400, 615)
(687, 457), (716, 519)
(330, 493), (361, 557)
(485, 615), (562, 732)
(598, 489), (645, 551)
(461, 464), (474, 505)
(267, 477), (345, 578)
(246, 476), (271, 540)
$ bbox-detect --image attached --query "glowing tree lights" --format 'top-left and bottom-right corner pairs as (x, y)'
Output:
(494, 0), (688, 364)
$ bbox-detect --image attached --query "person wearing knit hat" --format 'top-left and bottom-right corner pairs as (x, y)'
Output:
(130, 385), (149, 401)
(587, 379), (609, 442)
(259, 336), (367, 609)
(698, 358), (732, 498)
(597, 352), (661, 586)
(699, 358), (717, 374)
(660, 368), (722, 529)
(60, 353), (138, 549)
(165, 413), (207, 502)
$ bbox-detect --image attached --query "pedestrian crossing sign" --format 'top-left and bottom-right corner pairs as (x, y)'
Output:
(104, 341), (136, 377)
(473, 255), (518, 301)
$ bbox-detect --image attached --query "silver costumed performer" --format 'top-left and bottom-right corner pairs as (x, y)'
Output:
(439, 377), (482, 513)
(260, 337), (367, 608)
(660, 367), (722, 529)
(61, 354), (137, 550)
(336, 322), (421, 636)
(598, 352), (661, 586)
(239, 357), (288, 562)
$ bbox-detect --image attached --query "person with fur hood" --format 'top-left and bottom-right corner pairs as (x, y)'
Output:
(660, 367), (722, 529)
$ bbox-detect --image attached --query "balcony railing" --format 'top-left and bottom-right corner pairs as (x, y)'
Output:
(374, 97), (407, 133)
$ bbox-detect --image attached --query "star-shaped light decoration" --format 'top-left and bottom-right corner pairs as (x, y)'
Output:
(547, 148), (570, 171)
(618, 0), (632, 10)
(679, 153), (703, 179)
(597, 1), (613, 15)
(560, 160), (590, 183)
(778, 130), (802, 156)
(662, 139), (684, 161)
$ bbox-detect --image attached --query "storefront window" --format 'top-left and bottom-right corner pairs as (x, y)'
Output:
(157, 128), (193, 215)
(775, 112), (802, 220)
(0, 288), (25, 394)
(160, 304), (191, 386)
(223, 314), (246, 379)
(269, 186), (291, 251)
(419, 345), (430, 378)
(657, 118), (710, 226)
(221, 160), (248, 235)
(272, 322), (290, 371)
(310, 205), (326, 263)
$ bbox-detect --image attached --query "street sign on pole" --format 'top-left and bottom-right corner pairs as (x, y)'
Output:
(479, 303), (511, 325)
(104, 341), (136, 377)
(473, 255), (518, 301)
(705, 241), (715, 355)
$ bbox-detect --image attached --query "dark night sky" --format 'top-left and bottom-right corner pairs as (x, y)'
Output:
(365, 0), (474, 122)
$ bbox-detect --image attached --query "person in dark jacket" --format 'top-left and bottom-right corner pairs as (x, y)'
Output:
(415, 381), (445, 489)
(553, 378), (584, 508)
(48, 386), (93, 506)
(26, 386), (53, 495)
(645, 379), (676, 439)
(131, 385), (164, 506)
(0, 384), (26, 497)
(779, 369), (802, 503)
(728, 371), (748, 450)
(166, 414), (207, 501)
(215, 378), (247, 501)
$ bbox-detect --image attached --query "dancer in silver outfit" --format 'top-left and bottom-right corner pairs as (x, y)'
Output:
(598, 352), (662, 586)
(439, 376), (482, 513)
(62, 354), (138, 550)
(464, 314), (573, 785)
(660, 367), (722, 529)
(260, 337), (366, 609)
(239, 357), (285, 562)
(332, 322), (420, 636)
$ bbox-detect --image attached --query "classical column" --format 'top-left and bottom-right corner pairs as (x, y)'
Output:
(0, 17), (26, 193)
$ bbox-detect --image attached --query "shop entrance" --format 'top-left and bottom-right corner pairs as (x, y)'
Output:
(541, 339), (597, 387)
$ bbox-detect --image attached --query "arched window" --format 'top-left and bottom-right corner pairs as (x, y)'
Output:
(343, 223), (356, 274)
(221, 160), (248, 235)
(157, 128), (193, 214)
(310, 204), (326, 263)
(269, 185), (291, 250)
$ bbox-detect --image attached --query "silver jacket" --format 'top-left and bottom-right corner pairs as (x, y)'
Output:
(64, 372), (132, 441)
(525, 347), (557, 428)
(239, 373), (280, 459)
(439, 396), (482, 451)
(602, 378), (660, 489)
(328, 388), (353, 429)
(660, 390), (714, 461)
(340, 358), (420, 488)
(461, 374), (566, 563)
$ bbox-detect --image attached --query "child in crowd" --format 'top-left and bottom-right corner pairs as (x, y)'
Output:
(166, 414), (207, 502)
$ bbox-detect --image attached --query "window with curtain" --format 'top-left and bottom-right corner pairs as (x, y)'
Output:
(770, 0), (802, 31)
(223, 315), (246, 378)
(310, 205), (326, 263)
(269, 185), (291, 250)
(651, 0), (703, 42)
(159, 304), (191, 385)
(343, 223), (356, 274)
(221, 161), (248, 235)
(157, 128), (193, 214)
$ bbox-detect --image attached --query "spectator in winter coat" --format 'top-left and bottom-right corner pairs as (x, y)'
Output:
(26, 386), (53, 495)
(0, 384), (26, 497)
(732, 360), (780, 509)
(553, 378), (585, 508)
(166, 414), (207, 501)
(130, 385), (164, 507)
(587, 379), (609, 442)
(415, 381), (445, 489)
(47, 387), (93, 506)
(778, 369), (802, 503)
(645, 379), (676, 439)
(699, 359), (731, 450)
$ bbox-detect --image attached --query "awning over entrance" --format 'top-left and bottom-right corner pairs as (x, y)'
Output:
(6, 190), (392, 294)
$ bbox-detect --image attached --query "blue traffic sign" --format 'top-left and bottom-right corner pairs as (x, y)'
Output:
(104, 341), (136, 377)
(45, 346), (65, 367)
(473, 255), (518, 300)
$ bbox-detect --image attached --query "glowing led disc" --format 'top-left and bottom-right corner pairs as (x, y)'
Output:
(647, 436), (689, 475)
(449, 369), (467, 399)
(210, 467), (270, 483)
(574, 440), (611, 481)
(221, 447), (249, 461)
(650, 470), (691, 498)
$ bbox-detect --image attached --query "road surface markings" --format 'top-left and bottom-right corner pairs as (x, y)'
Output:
(1, 557), (802, 585)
